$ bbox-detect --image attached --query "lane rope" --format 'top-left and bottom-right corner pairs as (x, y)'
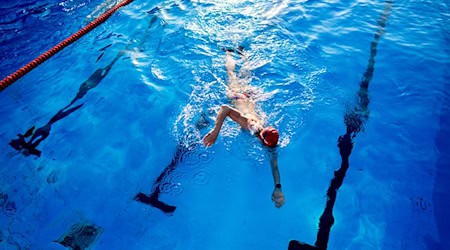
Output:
(0, 0), (134, 92)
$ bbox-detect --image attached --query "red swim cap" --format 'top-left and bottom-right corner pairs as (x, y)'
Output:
(261, 126), (279, 147)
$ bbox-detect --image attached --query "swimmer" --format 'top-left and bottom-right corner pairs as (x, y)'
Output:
(203, 47), (285, 208)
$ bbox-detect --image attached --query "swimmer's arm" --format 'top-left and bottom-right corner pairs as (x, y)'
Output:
(203, 105), (248, 147)
(270, 149), (285, 208)
(270, 149), (281, 187)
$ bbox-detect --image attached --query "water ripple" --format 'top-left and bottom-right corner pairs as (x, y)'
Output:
(180, 148), (213, 169)
(191, 169), (211, 187)
(159, 180), (183, 196)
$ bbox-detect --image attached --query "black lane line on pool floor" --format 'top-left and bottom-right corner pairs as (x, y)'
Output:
(134, 114), (210, 214)
(8, 13), (158, 158)
(288, 1), (392, 249)
(432, 51), (450, 249)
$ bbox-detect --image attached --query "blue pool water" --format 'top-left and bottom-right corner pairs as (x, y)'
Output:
(1, 0), (449, 249)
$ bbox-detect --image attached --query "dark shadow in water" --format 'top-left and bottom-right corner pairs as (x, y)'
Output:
(8, 54), (120, 157)
(8, 13), (159, 158)
(54, 223), (103, 250)
(289, 1), (392, 249)
(134, 114), (210, 214)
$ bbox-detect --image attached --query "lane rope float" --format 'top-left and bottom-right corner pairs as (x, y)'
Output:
(0, 0), (134, 92)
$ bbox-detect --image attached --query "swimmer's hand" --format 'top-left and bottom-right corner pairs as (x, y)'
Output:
(203, 129), (219, 147)
(272, 187), (285, 208)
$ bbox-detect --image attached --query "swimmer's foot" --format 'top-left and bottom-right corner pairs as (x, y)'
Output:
(222, 47), (234, 53)
(221, 46), (245, 56)
(134, 192), (176, 214)
(235, 45), (244, 56)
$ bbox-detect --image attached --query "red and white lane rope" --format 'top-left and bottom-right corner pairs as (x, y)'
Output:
(0, 0), (134, 92)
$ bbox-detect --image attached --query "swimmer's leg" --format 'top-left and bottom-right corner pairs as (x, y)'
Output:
(225, 51), (237, 83)
(236, 46), (251, 78)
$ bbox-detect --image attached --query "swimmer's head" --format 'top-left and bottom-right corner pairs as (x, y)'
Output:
(259, 126), (279, 148)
